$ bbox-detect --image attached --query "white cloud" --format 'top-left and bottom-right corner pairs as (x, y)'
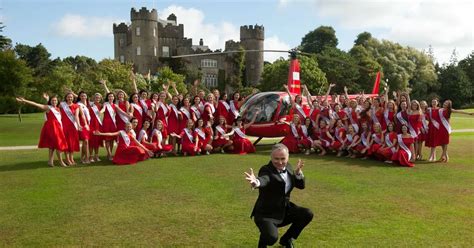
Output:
(264, 35), (292, 62)
(53, 14), (122, 38)
(279, 0), (474, 63)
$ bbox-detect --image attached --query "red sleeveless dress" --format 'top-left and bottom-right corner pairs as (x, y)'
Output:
(88, 102), (103, 149)
(38, 107), (68, 151)
(167, 104), (181, 135)
(115, 101), (129, 131)
(232, 128), (255, 154)
(180, 128), (198, 156)
(131, 102), (144, 133)
(113, 131), (149, 165)
(102, 102), (118, 141)
(392, 135), (415, 167)
(60, 103), (80, 152)
(212, 125), (230, 148)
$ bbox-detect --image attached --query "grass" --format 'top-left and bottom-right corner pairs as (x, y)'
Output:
(0, 112), (473, 147)
(0, 136), (473, 246)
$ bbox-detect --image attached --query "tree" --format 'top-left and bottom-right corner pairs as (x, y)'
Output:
(259, 56), (327, 93)
(225, 46), (245, 91)
(153, 66), (187, 95)
(15, 43), (53, 77)
(300, 26), (338, 54)
(318, 47), (360, 93)
(457, 51), (474, 104)
(438, 64), (471, 108)
(0, 23), (12, 51)
(354, 32), (372, 47)
(349, 45), (382, 93)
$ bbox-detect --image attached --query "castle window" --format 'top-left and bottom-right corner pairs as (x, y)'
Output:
(153, 28), (156, 37)
(136, 46), (141, 56)
(203, 74), (218, 87)
(162, 46), (170, 57)
(120, 55), (125, 63)
(136, 27), (141, 36)
(201, 59), (217, 68)
(119, 38), (124, 47)
(154, 46), (157, 56)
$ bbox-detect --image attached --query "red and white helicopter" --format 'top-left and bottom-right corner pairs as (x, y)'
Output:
(172, 49), (381, 140)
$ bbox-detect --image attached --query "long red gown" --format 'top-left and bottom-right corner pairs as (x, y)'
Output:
(180, 128), (198, 156)
(212, 125), (230, 148)
(113, 131), (149, 165)
(115, 101), (129, 131)
(282, 124), (302, 153)
(167, 104), (181, 135)
(232, 127), (255, 154)
(217, 100), (231, 125)
(88, 102), (103, 149)
(392, 135), (415, 167)
(131, 102), (144, 133)
(331, 127), (346, 150)
(102, 102), (118, 141)
(437, 109), (451, 145)
(77, 102), (91, 141)
(179, 107), (192, 133)
(60, 102), (80, 152)
(38, 106), (68, 151)
(376, 131), (397, 161)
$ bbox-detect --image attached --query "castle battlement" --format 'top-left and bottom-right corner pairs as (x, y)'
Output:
(240, 24), (264, 40)
(113, 23), (129, 34)
(131, 7), (158, 22)
(158, 23), (184, 38)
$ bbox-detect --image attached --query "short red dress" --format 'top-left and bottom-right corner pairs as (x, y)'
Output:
(113, 130), (149, 165)
(60, 102), (80, 152)
(38, 106), (68, 151)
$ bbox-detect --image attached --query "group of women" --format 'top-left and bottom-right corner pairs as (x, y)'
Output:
(280, 83), (473, 167)
(16, 78), (260, 166)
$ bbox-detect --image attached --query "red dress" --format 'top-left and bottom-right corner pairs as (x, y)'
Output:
(212, 125), (230, 148)
(232, 127), (255, 154)
(102, 102), (118, 141)
(309, 107), (320, 126)
(38, 106), (68, 151)
(113, 131), (149, 165)
(408, 113), (422, 139)
(382, 110), (395, 131)
(392, 135), (415, 167)
(282, 124), (302, 153)
(331, 127), (346, 150)
(137, 129), (159, 153)
(167, 104), (181, 135)
(150, 129), (173, 153)
(202, 102), (216, 126)
(88, 102), (103, 149)
(115, 101), (129, 131)
(418, 113), (429, 142)
(180, 128), (198, 156)
(377, 131), (397, 161)
(437, 109), (451, 145)
(130, 102), (144, 133)
(368, 133), (383, 156)
(60, 102), (80, 152)
(228, 100), (240, 125)
(217, 100), (231, 124)
(195, 128), (210, 151)
(77, 102), (91, 141)
(179, 107), (192, 133)
(155, 101), (169, 126)
(317, 127), (333, 148)
(395, 111), (409, 134)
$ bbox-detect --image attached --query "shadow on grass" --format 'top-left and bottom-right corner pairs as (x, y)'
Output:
(0, 158), (113, 173)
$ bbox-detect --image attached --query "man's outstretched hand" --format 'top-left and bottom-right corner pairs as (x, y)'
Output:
(244, 168), (258, 188)
(295, 159), (304, 175)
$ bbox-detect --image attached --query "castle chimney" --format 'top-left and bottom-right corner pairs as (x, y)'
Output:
(199, 38), (204, 46)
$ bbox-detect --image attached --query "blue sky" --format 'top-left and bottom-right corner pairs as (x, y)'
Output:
(1, 0), (472, 63)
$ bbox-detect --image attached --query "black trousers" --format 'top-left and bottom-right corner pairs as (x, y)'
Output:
(255, 203), (313, 247)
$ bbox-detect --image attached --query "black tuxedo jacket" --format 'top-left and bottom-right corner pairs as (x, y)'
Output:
(251, 161), (305, 222)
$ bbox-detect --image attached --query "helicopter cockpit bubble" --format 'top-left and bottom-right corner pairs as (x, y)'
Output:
(241, 92), (290, 123)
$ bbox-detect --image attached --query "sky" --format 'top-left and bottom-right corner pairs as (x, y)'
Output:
(1, 0), (473, 64)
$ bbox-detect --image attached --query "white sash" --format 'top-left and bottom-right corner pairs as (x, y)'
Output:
(335, 127), (344, 144)
(131, 103), (143, 116)
(119, 130), (130, 147)
(372, 133), (382, 144)
(104, 102), (116, 126)
(229, 100), (240, 118)
(180, 107), (191, 120)
(346, 134), (353, 143)
(205, 102), (216, 115)
(138, 129), (148, 142)
(117, 105), (130, 124)
(396, 111), (408, 126)
(347, 108), (359, 133)
(90, 103), (102, 126)
(406, 115), (418, 138)
(48, 106), (63, 128)
(184, 128), (194, 142)
(384, 109), (390, 127)
(191, 106), (201, 119)
(169, 104), (179, 119)
(158, 102), (169, 115)
(439, 109), (452, 134)
(140, 99), (149, 113)
(195, 128), (206, 139)
(216, 125), (226, 136)
(361, 132), (369, 147)
(371, 107), (380, 125)
(295, 103), (306, 119)
(397, 134), (412, 161)
(385, 133), (396, 153)
(78, 102), (91, 123)
(151, 129), (163, 145)
(301, 125), (313, 143)
(198, 101), (205, 112)
(428, 108), (440, 129)
(290, 123), (299, 138)
(220, 100), (230, 111)
(421, 114), (428, 134)
(60, 102), (78, 130)
(309, 107), (318, 126)
(234, 127), (246, 138)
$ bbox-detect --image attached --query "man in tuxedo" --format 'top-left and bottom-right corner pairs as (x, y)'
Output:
(245, 144), (313, 248)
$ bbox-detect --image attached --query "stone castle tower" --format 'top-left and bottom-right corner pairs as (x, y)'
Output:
(240, 25), (264, 86)
(113, 7), (265, 87)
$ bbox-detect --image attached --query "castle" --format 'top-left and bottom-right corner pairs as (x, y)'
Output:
(113, 7), (264, 88)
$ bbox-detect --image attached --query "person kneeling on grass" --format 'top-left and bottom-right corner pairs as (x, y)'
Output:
(94, 122), (153, 165)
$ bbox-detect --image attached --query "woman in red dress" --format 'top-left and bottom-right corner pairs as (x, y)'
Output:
(426, 98), (440, 161)
(312, 119), (335, 156)
(115, 90), (132, 131)
(416, 100), (429, 160)
(167, 95), (181, 154)
(16, 96), (68, 167)
(94, 122), (152, 165)
(346, 100), (360, 133)
(344, 125), (361, 158)
(301, 117), (315, 155)
(195, 118), (213, 155)
(230, 110), (260, 154)
(228, 92), (244, 125)
(202, 93), (217, 127)
(212, 116), (234, 153)
(395, 101), (409, 134)
(376, 122), (398, 162)
(356, 122), (371, 158)
(76, 91), (91, 164)
(154, 92), (169, 133)
(137, 119), (159, 155)
(60, 92), (81, 166)
(190, 96), (202, 122)
(382, 100), (397, 132)
(217, 93), (231, 125)
(88, 93), (103, 163)
(408, 100), (422, 160)
(367, 123), (384, 158)
(359, 100), (372, 131)
(391, 125), (415, 167)
(151, 120), (173, 156)
(280, 115), (305, 154)
(371, 97), (384, 132)
(179, 97), (192, 131)
(100, 92), (118, 160)
(171, 119), (199, 156)
(331, 119), (347, 157)
(129, 93), (144, 133)
(284, 84), (307, 121)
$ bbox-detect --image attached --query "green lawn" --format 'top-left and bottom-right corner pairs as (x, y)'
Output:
(0, 136), (473, 246)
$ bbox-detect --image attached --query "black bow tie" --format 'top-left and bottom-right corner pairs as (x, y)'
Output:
(279, 169), (287, 174)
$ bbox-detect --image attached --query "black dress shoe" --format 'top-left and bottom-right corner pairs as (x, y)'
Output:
(279, 238), (294, 248)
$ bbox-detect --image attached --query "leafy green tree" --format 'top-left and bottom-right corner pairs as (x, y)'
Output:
(354, 32), (372, 47)
(225, 47), (245, 90)
(42, 63), (76, 97)
(458, 51), (474, 103)
(0, 23), (12, 51)
(438, 64), (471, 108)
(318, 47), (360, 93)
(153, 66), (187, 95)
(300, 26), (338, 54)
(349, 45), (382, 93)
(15, 43), (53, 77)
(94, 59), (134, 93)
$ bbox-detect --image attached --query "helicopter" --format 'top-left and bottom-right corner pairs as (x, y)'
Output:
(172, 49), (381, 141)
